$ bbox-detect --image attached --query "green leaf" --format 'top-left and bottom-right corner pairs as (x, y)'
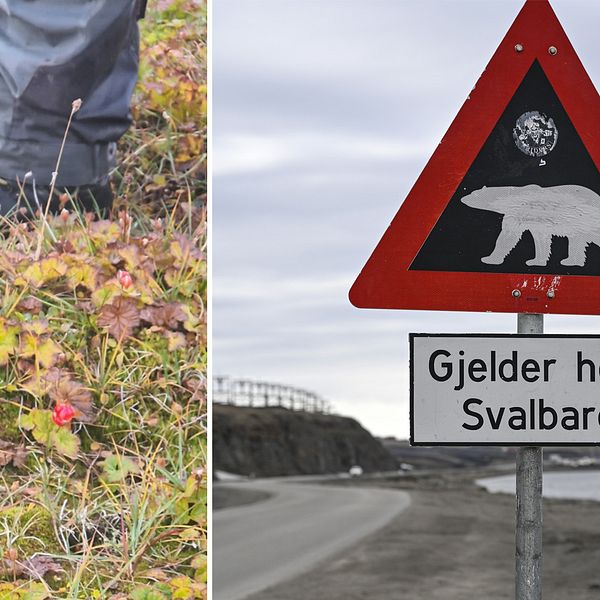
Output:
(189, 501), (206, 526)
(22, 582), (51, 600)
(53, 427), (80, 459)
(28, 409), (54, 446)
(19, 412), (34, 431)
(21, 409), (80, 458)
(101, 454), (140, 482)
(183, 475), (199, 498)
(191, 554), (207, 583)
(130, 586), (168, 600)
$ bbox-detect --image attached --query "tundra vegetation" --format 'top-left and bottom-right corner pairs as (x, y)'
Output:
(0, 1), (207, 598)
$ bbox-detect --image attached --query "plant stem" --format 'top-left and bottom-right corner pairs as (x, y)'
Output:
(34, 98), (82, 261)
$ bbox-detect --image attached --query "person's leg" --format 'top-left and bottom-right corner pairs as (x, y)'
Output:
(0, 0), (140, 216)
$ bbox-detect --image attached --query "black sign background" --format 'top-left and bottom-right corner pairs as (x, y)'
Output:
(410, 60), (600, 276)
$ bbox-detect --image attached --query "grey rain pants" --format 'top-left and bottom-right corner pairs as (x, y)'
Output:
(0, 1), (140, 187)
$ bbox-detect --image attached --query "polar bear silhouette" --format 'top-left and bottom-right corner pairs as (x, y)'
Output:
(461, 184), (600, 267)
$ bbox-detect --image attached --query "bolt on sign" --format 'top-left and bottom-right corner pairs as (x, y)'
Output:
(411, 334), (600, 445)
(349, 0), (600, 315)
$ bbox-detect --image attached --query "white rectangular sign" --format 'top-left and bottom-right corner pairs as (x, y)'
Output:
(410, 334), (600, 446)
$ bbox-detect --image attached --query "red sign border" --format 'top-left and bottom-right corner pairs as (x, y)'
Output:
(349, 0), (600, 315)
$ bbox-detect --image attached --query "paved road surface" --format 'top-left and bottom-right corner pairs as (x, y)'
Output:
(213, 478), (411, 600)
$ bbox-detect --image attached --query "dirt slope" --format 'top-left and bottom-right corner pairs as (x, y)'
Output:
(213, 405), (397, 477)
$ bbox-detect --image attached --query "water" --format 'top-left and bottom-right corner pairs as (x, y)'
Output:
(477, 470), (600, 501)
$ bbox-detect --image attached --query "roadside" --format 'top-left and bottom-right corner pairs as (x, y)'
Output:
(244, 469), (600, 600)
(213, 485), (272, 510)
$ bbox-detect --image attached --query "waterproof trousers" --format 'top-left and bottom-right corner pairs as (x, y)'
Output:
(0, 1), (140, 188)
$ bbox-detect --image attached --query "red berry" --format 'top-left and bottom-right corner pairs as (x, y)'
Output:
(52, 403), (75, 427)
(118, 270), (133, 289)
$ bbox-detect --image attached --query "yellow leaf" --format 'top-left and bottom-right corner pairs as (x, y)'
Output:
(88, 221), (121, 245)
(166, 331), (186, 352)
(91, 282), (121, 307)
(37, 338), (63, 369)
(117, 244), (142, 271)
(131, 270), (161, 304)
(20, 371), (52, 397)
(180, 305), (201, 332)
(66, 261), (97, 290)
(20, 334), (63, 369)
(20, 257), (68, 287)
(169, 239), (189, 266)
(0, 319), (19, 366)
(22, 319), (49, 335)
(140, 568), (169, 582)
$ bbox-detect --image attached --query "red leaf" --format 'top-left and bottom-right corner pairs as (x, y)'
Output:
(140, 302), (186, 330)
(20, 555), (64, 578)
(0, 440), (28, 468)
(49, 376), (96, 423)
(97, 296), (140, 339)
(16, 296), (43, 314)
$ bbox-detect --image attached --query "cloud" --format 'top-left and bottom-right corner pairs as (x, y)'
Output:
(214, 132), (436, 176)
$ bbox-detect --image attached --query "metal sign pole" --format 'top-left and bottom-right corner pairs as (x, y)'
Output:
(516, 313), (543, 600)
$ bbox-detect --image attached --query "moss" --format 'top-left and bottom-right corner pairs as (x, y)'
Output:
(0, 505), (69, 591)
(0, 504), (62, 560)
(0, 399), (24, 443)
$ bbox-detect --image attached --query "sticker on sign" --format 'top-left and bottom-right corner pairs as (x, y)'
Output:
(410, 334), (600, 446)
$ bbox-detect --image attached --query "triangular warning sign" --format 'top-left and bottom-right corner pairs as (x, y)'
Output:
(349, 0), (600, 315)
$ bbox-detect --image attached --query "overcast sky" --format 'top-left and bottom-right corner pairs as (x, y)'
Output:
(213, 0), (600, 439)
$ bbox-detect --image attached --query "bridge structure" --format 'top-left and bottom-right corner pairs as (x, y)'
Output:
(213, 376), (333, 414)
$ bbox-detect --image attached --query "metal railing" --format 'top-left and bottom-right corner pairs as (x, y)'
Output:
(212, 376), (333, 414)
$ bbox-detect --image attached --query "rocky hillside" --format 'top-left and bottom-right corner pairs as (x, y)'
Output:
(381, 438), (511, 470)
(214, 405), (398, 477)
